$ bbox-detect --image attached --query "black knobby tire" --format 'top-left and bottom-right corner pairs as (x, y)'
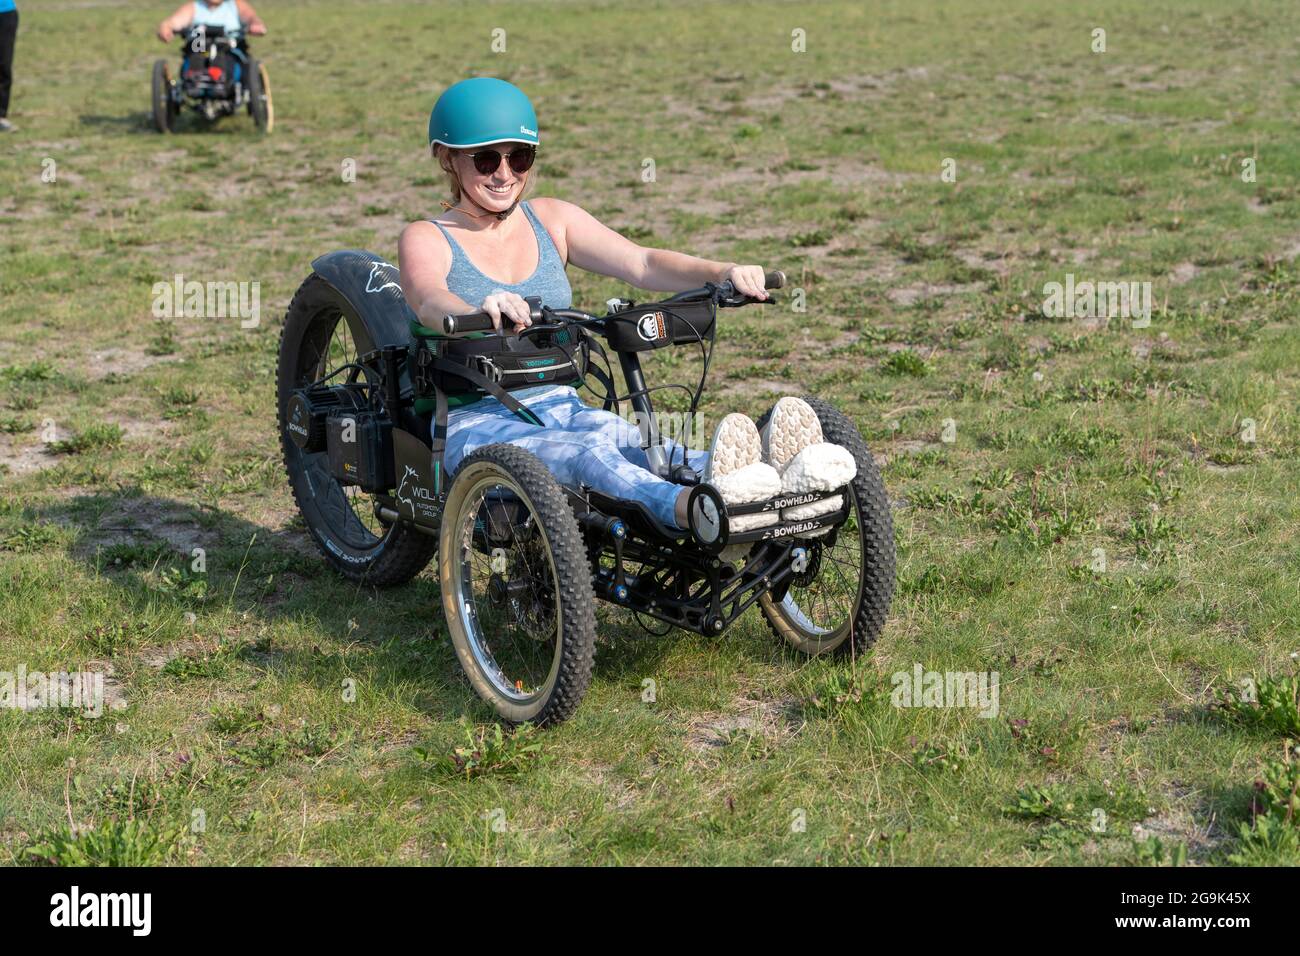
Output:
(246, 58), (272, 133)
(440, 443), (597, 726)
(278, 272), (437, 586)
(756, 396), (896, 656)
(151, 59), (177, 133)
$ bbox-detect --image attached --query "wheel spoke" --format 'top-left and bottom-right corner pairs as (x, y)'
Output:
(780, 487), (866, 639)
(452, 476), (561, 703)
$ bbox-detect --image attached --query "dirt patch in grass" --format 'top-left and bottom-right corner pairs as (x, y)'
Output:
(136, 639), (209, 670)
(721, 378), (805, 402)
(890, 438), (945, 457)
(1133, 783), (1231, 863)
(583, 764), (641, 811)
(0, 435), (61, 479)
(222, 497), (320, 561)
(684, 694), (800, 753)
(955, 248), (1014, 277)
(67, 496), (223, 556)
(87, 346), (174, 380)
(93, 662), (129, 713)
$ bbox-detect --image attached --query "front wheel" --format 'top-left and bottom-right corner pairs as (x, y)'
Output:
(151, 59), (177, 133)
(756, 397), (896, 656)
(440, 443), (597, 725)
(246, 58), (273, 133)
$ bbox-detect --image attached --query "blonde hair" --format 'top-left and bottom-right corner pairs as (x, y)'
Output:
(432, 144), (537, 208)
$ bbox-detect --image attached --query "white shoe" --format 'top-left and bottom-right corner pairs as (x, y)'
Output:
(760, 397), (825, 473)
(703, 413), (780, 532)
(760, 398), (857, 526)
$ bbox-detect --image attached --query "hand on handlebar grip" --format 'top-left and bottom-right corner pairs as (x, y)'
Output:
(481, 290), (534, 334)
(722, 264), (773, 301)
(442, 294), (545, 335)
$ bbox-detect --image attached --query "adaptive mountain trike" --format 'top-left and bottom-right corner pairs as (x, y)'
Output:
(277, 251), (895, 724)
(151, 24), (272, 133)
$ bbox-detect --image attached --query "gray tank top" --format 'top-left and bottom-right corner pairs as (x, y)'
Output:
(430, 200), (572, 310)
(429, 200), (577, 411)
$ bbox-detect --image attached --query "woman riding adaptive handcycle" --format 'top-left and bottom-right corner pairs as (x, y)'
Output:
(152, 0), (271, 133)
(277, 78), (895, 725)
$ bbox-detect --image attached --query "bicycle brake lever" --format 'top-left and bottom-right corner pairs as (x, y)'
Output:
(517, 322), (566, 340)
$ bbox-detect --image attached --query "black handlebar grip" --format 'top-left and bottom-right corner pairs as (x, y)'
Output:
(442, 296), (544, 335)
(764, 270), (786, 290)
(440, 311), (497, 335)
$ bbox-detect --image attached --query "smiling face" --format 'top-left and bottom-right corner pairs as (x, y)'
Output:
(450, 142), (531, 213)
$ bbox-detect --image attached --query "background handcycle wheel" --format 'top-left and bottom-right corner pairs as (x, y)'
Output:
(247, 58), (273, 133)
(755, 396), (896, 656)
(439, 443), (597, 725)
(151, 59), (178, 133)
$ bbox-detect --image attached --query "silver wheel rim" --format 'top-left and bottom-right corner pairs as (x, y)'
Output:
(776, 485), (865, 644)
(449, 468), (562, 703)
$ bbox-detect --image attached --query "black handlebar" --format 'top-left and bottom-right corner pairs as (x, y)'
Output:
(438, 271), (785, 336)
(178, 25), (241, 44)
(441, 296), (544, 335)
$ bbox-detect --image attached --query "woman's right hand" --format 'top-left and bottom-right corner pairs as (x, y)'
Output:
(480, 290), (533, 333)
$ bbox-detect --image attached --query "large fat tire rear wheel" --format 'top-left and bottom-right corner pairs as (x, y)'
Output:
(247, 58), (273, 133)
(278, 272), (437, 585)
(440, 443), (597, 726)
(756, 396), (895, 656)
(152, 59), (177, 133)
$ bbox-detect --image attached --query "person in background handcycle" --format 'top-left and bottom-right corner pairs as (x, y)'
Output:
(400, 78), (857, 536)
(156, 0), (266, 44)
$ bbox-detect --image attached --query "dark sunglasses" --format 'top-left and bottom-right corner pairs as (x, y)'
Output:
(468, 145), (537, 176)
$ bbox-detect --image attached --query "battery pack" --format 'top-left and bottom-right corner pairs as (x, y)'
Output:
(325, 410), (394, 492)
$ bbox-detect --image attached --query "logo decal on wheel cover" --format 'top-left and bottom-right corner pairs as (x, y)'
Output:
(365, 261), (402, 295)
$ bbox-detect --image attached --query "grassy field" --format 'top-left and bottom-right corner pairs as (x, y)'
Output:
(2, 0), (1300, 865)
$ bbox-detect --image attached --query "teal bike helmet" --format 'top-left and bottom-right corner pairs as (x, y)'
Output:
(428, 77), (540, 149)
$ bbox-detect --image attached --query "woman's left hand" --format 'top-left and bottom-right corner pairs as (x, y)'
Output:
(722, 264), (769, 301)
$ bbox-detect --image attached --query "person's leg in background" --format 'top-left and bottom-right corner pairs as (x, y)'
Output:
(0, 6), (17, 132)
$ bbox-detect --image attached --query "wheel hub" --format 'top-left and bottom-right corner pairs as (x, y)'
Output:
(486, 572), (531, 607)
(791, 541), (822, 588)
